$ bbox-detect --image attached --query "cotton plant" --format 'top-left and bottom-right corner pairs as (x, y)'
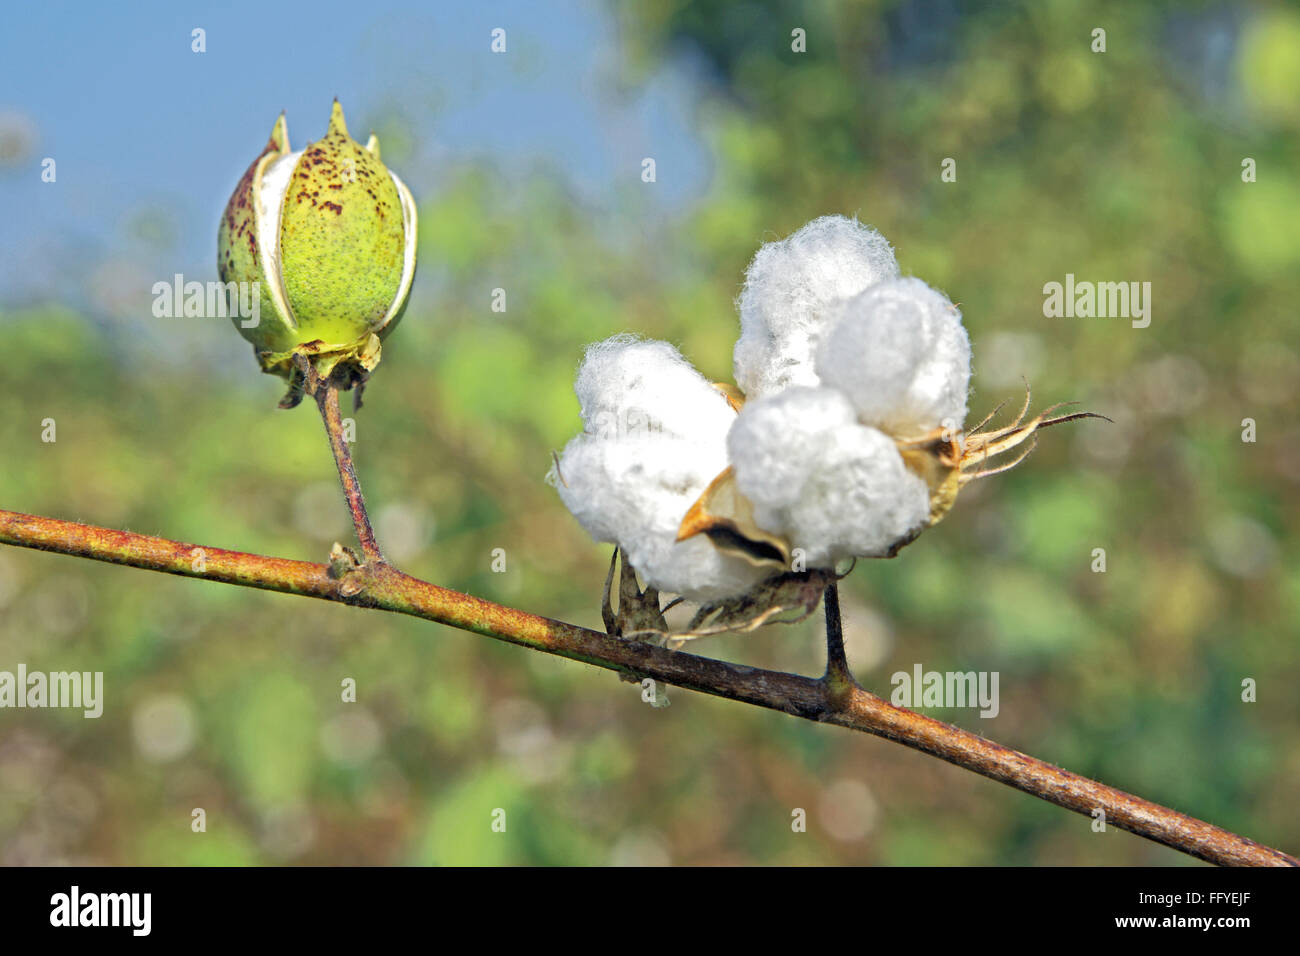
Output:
(549, 216), (1098, 640)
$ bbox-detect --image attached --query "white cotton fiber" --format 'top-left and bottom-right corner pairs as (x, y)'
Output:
(575, 334), (737, 442)
(816, 277), (972, 437)
(727, 387), (931, 567)
(550, 336), (769, 602)
(734, 216), (899, 399)
(551, 434), (768, 601)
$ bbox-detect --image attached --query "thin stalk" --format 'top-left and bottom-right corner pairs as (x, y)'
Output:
(822, 580), (856, 694)
(293, 354), (384, 565)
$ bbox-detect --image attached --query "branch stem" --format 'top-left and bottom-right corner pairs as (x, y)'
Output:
(0, 507), (1293, 868)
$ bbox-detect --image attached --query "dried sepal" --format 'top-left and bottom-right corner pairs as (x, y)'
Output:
(895, 384), (1110, 527)
(675, 467), (790, 569)
(894, 431), (964, 525)
(665, 568), (835, 648)
(599, 546), (829, 646)
(601, 547), (669, 640)
(712, 382), (746, 413)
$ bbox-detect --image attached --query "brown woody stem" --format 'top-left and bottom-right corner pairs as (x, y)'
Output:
(293, 354), (384, 565)
(0, 507), (1293, 867)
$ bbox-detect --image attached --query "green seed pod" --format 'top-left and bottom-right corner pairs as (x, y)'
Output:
(217, 101), (417, 399)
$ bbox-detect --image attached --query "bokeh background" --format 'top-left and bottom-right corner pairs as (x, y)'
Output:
(1, 0), (1298, 865)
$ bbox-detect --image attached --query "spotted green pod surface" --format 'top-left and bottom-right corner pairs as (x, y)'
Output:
(216, 114), (298, 359)
(217, 101), (418, 389)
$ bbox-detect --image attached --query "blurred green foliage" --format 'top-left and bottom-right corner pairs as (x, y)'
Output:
(2, 0), (1298, 864)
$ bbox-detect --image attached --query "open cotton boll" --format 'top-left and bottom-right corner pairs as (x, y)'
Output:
(550, 432), (769, 601)
(816, 277), (972, 438)
(574, 334), (737, 443)
(735, 216), (900, 399)
(728, 387), (930, 567)
(552, 334), (769, 601)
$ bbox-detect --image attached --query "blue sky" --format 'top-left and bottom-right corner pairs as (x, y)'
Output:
(0, 0), (712, 308)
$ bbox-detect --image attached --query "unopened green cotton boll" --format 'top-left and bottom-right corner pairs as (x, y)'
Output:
(217, 101), (418, 387)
